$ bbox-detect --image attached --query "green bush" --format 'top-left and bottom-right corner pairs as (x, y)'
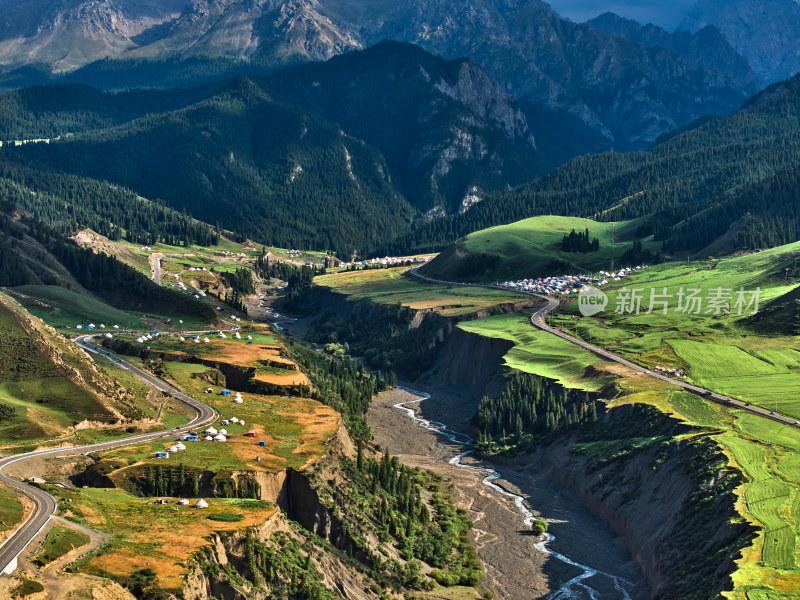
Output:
(207, 512), (244, 522)
(531, 519), (548, 536)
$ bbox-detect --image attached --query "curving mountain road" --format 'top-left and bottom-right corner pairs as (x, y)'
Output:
(0, 335), (218, 576)
(409, 268), (800, 430)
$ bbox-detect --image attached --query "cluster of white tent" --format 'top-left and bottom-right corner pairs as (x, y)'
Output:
(186, 266), (208, 272)
(499, 266), (648, 296)
(233, 392), (244, 404)
(220, 251), (248, 258)
(156, 498), (208, 508)
(338, 255), (433, 269)
(136, 333), (160, 344)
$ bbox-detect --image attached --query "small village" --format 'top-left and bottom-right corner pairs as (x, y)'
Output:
(498, 266), (648, 296)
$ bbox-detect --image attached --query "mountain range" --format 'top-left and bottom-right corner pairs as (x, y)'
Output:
(0, 0), (765, 158)
(0, 42), (544, 256)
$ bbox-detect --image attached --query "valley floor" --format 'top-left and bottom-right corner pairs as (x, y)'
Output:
(369, 387), (648, 600)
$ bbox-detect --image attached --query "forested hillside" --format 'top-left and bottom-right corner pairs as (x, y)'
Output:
(0, 44), (550, 255)
(267, 41), (541, 215)
(389, 74), (800, 257)
(0, 77), (413, 258)
(0, 197), (215, 321)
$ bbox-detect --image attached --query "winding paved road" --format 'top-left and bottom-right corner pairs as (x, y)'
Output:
(0, 335), (218, 576)
(409, 268), (800, 430)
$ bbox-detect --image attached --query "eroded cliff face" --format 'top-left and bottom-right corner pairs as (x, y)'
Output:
(513, 403), (754, 600)
(181, 422), (375, 600)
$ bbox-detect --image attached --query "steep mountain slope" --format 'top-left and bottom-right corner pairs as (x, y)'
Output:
(587, 12), (761, 89)
(1, 77), (414, 257)
(267, 41), (540, 215)
(346, 0), (757, 154)
(680, 0), (800, 83)
(0, 44), (549, 249)
(0, 0), (759, 159)
(391, 74), (800, 257)
(0, 0), (187, 72)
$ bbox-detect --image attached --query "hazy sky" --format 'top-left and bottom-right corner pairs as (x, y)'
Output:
(546, 0), (699, 30)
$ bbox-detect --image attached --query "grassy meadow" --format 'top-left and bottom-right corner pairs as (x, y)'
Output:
(52, 485), (276, 593)
(314, 266), (529, 317)
(8, 285), (144, 329)
(546, 244), (800, 417)
(421, 215), (659, 282)
(33, 525), (90, 567)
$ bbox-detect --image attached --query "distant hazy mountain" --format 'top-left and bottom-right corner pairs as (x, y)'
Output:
(588, 12), (761, 89)
(680, 0), (800, 83)
(0, 0), (758, 158)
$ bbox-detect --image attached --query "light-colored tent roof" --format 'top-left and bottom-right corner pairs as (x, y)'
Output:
(233, 398), (243, 404)
(178, 499), (190, 505)
(218, 429), (227, 436)
(213, 434), (226, 442)
(175, 442), (186, 450)
(169, 446), (178, 452)
(204, 436), (213, 441)
(205, 427), (217, 435)
(194, 499), (208, 508)
(203, 337), (210, 343)
(230, 417), (239, 423)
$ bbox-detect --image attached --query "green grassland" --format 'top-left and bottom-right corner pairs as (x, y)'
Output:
(49, 485), (276, 593)
(98, 360), (336, 475)
(314, 266), (529, 317)
(458, 312), (610, 390)
(548, 244), (800, 418)
(453, 241), (800, 598)
(7, 285), (143, 329)
(421, 215), (659, 283)
(33, 525), (90, 567)
(0, 293), (122, 448)
(0, 485), (24, 532)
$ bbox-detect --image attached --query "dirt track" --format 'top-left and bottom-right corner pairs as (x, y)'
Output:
(369, 388), (648, 600)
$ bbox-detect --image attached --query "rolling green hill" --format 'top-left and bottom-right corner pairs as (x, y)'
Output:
(391, 74), (800, 259)
(420, 215), (656, 282)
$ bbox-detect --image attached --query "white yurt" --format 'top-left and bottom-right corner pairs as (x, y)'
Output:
(204, 435), (213, 441)
(178, 499), (190, 505)
(247, 335), (252, 340)
(179, 337), (185, 342)
(221, 420), (229, 426)
(175, 442), (186, 450)
(234, 392), (242, 400)
(239, 420), (245, 426)
(213, 434), (226, 442)
(194, 499), (209, 508)
(194, 338), (201, 344)
(234, 397), (243, 404)
(230, 417), (239, 424)
(234, 332), (241, 339)
(218, 429), (227, 436)
(169, 445), (178, 453)
(205, 427), (218, 435)
(203, 337), (210, 343)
